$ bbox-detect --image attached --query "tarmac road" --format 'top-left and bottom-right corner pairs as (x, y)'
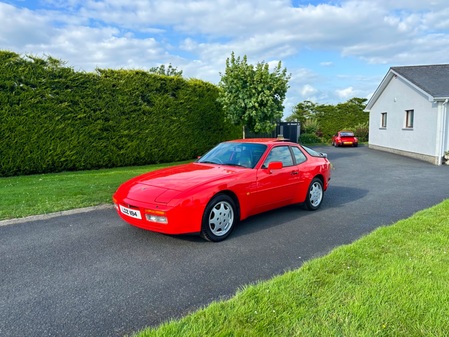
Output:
(1, 146), (448, 337)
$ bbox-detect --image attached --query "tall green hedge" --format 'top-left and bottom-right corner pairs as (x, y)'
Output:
(0, 51), (240, 176)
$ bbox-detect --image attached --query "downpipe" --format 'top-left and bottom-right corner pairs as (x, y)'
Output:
(441, 99), (448, 165)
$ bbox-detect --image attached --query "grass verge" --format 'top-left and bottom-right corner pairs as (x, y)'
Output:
(0, 161), (190, 220)
(135, 199), (449, 337)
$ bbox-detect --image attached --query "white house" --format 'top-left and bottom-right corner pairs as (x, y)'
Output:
(365, 64), (449, 165)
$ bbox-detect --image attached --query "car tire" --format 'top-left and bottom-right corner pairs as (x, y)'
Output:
(305, 178), (323, 211)
(201, 194), (237, 242)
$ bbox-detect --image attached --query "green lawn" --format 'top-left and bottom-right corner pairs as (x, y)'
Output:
(136, 200), (449, 337)
(0, 161), (191, 220)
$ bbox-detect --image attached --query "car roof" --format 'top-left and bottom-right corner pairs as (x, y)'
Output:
(225, 138), (296, 145)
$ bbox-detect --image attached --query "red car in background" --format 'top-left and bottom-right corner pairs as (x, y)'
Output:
(113, 138), (332, 242)
(332, 131), (358, 147)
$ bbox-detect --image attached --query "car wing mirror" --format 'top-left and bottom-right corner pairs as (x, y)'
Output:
(267, 161), (283, 170)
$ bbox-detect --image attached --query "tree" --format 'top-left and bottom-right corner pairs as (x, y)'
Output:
(217, 52), (291, 138)
(148, 64), (183, 77)
(315, 98), (368, 139)
(288, 98), (369, 142)
(286, 100), (317, 124)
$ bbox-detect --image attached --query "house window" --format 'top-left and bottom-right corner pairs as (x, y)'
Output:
(381, 112), (387, 128)
(405, 109), (414, 128)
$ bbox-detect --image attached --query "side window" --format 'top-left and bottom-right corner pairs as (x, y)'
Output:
(291, 147), (307, 164)
(263, 146), (293, 167)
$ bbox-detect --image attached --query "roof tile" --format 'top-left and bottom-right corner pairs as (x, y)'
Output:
(391, 64), (449, 98)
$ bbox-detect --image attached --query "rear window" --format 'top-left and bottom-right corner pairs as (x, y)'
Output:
(340, 132), (354, 137)
(302, 146), (327, 158)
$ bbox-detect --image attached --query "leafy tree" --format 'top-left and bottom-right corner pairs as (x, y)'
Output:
(344, 97), (367, 110)
(218, 52), (291, 138)
(149, 64), (183, 77)
(286, 100), (317, 124)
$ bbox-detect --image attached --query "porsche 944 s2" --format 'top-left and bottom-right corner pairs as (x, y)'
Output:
(113, 138), (331, 242)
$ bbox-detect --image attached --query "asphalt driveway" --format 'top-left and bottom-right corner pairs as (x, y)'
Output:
(1, 146), (448, 337)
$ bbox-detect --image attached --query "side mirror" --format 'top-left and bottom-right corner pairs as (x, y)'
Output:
(267, 161), (283, 170)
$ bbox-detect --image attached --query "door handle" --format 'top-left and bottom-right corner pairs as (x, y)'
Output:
(291, 171), (299, 175)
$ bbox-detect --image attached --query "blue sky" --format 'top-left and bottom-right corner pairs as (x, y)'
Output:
(1, 0), (448, 118)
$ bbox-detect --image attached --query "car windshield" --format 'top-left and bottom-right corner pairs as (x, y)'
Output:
(197, 142), (267, 168)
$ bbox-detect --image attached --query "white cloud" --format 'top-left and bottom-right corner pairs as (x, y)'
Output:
(301, 84), (318, 97)
(2, 0), (449, 111)
(0, 3), (50, 46)
(336, 87), (355, 99)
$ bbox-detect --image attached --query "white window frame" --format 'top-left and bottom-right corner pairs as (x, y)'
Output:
(405, 109), (414, 129)
(381, 112), (387, 128)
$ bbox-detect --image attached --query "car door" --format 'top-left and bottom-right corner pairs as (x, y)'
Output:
(252, 145), (300, 211)
(290, 145), (309, 201)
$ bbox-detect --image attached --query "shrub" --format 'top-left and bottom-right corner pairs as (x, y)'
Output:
(299, 133), (322, 144)
(354, 122), (369, 142)
(301, 118), (320, 135)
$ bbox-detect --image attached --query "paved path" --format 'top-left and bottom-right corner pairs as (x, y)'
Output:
(1, 146), (448, 337)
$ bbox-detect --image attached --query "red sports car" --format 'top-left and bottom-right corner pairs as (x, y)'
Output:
(113, 138), (332, 242)
(332, 131), (358, 147)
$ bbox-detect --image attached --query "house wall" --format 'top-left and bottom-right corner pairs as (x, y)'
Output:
(368, 75), (440, 164)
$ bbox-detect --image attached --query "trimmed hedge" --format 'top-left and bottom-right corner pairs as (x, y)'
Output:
(0, 51), (240, 176)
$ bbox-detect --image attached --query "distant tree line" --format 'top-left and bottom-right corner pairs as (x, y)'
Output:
(286, 98), (369, 143)
(149, 64), (183, 77)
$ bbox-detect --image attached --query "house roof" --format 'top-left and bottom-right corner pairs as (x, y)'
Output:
(366, 64), (449, 110)
(391, 64), (449, 98)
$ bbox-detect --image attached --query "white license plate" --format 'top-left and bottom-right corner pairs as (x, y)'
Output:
(119, 205), (142, 219)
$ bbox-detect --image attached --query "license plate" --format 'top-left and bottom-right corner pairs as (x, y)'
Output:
(343, 142), (352, 145)
(119, 205), (142, 219)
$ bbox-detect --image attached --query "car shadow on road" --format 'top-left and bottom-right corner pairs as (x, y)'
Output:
(229, 185), (368, 239)
(323, 185), (368, 207)
(126, 185), (368, 244)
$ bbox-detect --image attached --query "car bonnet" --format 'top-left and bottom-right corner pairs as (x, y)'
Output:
(122, 162), (238, 203)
